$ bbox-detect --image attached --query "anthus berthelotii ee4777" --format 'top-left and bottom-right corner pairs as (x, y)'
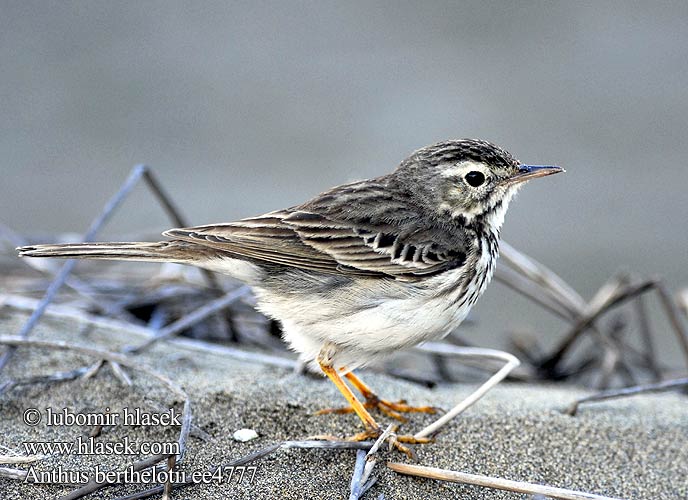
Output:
(18, 139), (563, 454)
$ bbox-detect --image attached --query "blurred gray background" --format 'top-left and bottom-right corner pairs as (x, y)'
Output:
(2, 2), (687, 360)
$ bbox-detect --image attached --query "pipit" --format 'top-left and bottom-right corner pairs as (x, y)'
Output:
(18, 139), (563, 454)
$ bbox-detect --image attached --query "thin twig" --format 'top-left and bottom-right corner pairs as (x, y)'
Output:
(495, 265), (577, 320)
(81, 360), (105, 380)
(387, 462), (623, 500)
(0, 336), (187, 402)
(634, 293), (661, 380)
(678, 289), (688, 319)
(357, 423), (395, 496)
(162, 455), (175, 500)
(0, 466), (28, 481)
(109, 361), (133, 386)
(495, 265), (575, 321)
(539, 279), (656, 374)
(125, 286), (249, 354)
(349, 449), (367, 500)
(0, 454), (44, 464)
(59, 454), (169, 500)
(413, 344), (520, 439)
(2, 295), (297, 369)
(1, 166), (154, 373)
(565, 377), (688, 416)
(593, 315), (628, 390)
(0, 364), (95, 395)
(655, 282), (688, 370)
(111, 440), (374, 500)
(500, 241), (586, 314)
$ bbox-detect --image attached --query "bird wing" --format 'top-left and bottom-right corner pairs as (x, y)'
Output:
(164, 180), (469, 280)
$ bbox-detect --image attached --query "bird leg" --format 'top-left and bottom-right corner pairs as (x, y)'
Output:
(315, 346), (433, 457)
(317, 361), (379, 431)
(316, 368), (437, 422)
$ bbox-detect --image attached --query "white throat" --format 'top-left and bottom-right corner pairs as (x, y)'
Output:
(486, 185), (520, 233)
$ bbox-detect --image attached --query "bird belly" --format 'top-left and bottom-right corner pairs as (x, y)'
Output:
(254, 267), (480, 370)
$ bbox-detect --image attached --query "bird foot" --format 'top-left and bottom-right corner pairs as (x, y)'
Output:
(309, 426), (433, 458)
(347, 426), (433, 458)
(316, 395), (437, 422)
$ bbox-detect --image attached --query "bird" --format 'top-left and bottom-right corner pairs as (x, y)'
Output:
(17, 139), (563, 453)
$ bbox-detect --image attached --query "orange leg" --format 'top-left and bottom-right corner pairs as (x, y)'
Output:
(315, 347), (432, 457)
(318, 362), (379, 431)
(317, 369), (437, 422)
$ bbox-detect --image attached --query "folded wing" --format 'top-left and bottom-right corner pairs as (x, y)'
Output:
(165, 180), (468, 280)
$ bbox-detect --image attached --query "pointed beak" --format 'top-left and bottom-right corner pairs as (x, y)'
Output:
(505, 164), (565, 185)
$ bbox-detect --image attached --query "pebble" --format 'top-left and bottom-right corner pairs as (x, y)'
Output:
(232, 428), (259, 442)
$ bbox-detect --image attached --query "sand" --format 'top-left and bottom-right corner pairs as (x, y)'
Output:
(0, 308), (686, 499)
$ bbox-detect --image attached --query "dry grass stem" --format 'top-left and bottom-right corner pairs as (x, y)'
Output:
(108, 361), (132, 386)
(387, 462), (623, 500)
(2, 294), (298, 369)
(58, 454), (169, 500)
(540, 278), (657, 373)
(356, 423), (396, 495)
(500, 241), (586, 313)
(162, 455), (176, 500)
(126, 286), (250, 354)
(348, 449), (367, 500)
(678, 289), (688, 319)
(109, 440), (374, 500)
(655, 283), (688, 368)
(0, 466), (28, 481)
(566, 377), (688, 415)
(413, 344), (520, 439)
(495, 264), (575, 321)
(0, 454), (45, 465)
(634, 294), (661, 380)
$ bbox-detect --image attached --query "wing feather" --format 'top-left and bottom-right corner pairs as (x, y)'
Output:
(164, 181), (469, 279)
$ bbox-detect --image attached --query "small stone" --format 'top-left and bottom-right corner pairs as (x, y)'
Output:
(232, 428), (258, 442)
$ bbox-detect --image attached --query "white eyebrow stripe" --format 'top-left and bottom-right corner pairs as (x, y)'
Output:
(439, 160), (487, 178)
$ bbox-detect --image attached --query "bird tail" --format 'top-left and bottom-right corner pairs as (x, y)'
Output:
(16, 241), (197, 264)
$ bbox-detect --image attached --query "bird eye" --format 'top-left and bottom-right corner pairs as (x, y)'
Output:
(464, 171), (485, 187)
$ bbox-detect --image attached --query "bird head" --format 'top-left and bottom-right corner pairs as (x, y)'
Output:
(395, 139), (563, 227)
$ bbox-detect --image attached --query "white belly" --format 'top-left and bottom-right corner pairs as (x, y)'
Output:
(206, 237), (499, 370)
(254, 263), (490, 370)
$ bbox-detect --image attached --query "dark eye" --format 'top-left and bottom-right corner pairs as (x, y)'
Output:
(465, 171), (485, 187)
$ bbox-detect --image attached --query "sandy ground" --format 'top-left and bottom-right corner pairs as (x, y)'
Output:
(0, 308), (686, 499)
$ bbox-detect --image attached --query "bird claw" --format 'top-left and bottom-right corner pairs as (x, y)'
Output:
(309, 427), (434, 458)
(316, 396), (438, 423)
(373, 397), (438, 418)
(344, 427), (433, 458)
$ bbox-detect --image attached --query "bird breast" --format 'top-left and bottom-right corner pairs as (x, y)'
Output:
(255, 233), (499, 367)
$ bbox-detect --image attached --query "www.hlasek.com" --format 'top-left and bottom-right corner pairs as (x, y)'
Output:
(23, 435), (180, 456)
(24, 465), (258, 485)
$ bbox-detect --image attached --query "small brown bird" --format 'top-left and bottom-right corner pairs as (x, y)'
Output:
(18, 139), (562, 452)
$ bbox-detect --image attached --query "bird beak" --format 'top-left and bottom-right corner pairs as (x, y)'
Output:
(505, 165), (565, 185)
